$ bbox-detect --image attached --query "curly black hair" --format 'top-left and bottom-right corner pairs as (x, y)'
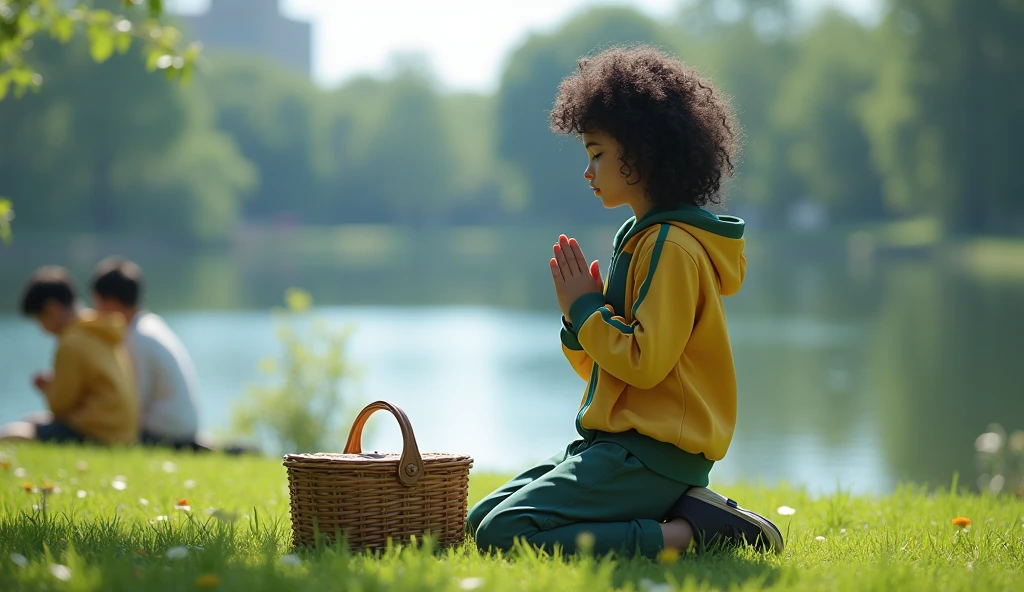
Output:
(550, 44), (740, 208)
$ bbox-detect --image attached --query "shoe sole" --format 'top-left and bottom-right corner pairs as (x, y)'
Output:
(684, 487), (786, 554)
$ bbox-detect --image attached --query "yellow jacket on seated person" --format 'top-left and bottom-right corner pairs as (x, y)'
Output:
(560, 205), (746, 487)
(46, 310), (139, 444)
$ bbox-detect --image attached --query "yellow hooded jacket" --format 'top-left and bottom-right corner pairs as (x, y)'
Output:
(560, 205), (746, 486)
(46, 311), (139, 444)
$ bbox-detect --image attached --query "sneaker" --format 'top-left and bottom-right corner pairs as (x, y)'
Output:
(665, 487), (785, 554)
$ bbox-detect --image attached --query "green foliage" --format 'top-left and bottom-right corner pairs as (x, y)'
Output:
(359, 66), (458, 224)
(0, 198), (11, 243)
(0, 0), (198, 100)
(198, 54), (324, 223)
(770, 9), (884, 220)
(228, 289), (362, 455)
(860, 0), (1024, 234)
(0, 28), (252, 242)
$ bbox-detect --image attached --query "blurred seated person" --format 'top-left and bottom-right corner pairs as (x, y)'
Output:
(0, 267), (139, 444)
(90, 257), (204, 450)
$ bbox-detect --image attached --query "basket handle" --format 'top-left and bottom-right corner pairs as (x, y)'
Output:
(343, 400), (424, 486)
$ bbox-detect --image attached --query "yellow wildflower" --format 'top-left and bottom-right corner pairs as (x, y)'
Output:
(658, 547), (680, 564)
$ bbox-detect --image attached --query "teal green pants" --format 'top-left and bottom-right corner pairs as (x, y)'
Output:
(466, 438), (690, 558)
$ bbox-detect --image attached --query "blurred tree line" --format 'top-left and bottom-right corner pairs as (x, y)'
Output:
(1, 0), (1022, 244)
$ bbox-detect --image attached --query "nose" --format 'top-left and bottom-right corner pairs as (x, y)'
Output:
(584, 163), (594, 181)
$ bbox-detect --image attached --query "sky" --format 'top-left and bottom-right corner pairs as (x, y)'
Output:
(170, 0), (882, 93)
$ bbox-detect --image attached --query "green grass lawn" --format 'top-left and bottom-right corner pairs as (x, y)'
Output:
(1, 444), (1023, 591)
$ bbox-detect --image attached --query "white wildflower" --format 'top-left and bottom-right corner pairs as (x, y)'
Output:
(777, 505), (796, 516)
(975, 432), (1001, 454)
(11, 553), (28, 567)
(639, 578), (674, 592)
(280, 554), (302, 566)
(49, 563), (71, 581)
(459, 577), (484, 590)
(165, 546), (188, 560)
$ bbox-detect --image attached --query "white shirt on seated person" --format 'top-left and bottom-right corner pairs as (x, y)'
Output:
(126, 311), (199, 442)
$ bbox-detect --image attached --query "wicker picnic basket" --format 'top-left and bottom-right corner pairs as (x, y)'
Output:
(283, 400), (473, 551)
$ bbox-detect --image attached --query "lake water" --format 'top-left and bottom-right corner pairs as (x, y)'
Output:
(1, 229), (1022, 496)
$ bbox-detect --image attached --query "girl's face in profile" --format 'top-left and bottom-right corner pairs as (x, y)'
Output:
(582, 130), (648, 218)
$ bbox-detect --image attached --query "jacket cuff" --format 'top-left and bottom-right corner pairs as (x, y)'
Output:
(559, 316), (584, 351)
(569, 292), (606, 336)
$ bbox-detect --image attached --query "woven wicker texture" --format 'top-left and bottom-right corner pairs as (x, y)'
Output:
(284, 401), (473, 550)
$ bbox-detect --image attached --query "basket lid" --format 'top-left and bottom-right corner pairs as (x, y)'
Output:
(283, 451), (471, 465)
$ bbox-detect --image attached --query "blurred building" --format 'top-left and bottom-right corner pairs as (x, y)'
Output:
(179, 0), (312, 76)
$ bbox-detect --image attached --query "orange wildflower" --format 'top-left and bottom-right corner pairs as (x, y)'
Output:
(40, 482), (56, 494)
(21, 482), (34, 493)
(137, 549), (147, 556)
(195, 573), (221, 588)
(176, 498), (189, 507)
(951, 516), (971, 527)
(0, 458), (10, 470)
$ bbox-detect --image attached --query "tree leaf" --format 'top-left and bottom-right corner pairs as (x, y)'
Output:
(0, 74), (9, 102)
(146, 48), (162, 71)
(51, 16), (75, 43)
(149, 0), (164, 18)
(16, 11), (41, 38)
(0, 198), (13, 245)
(88, 26), (115, 63)
(89, 10), (114, 28)
(179, 59), (193, 85)
(116, 32), (132, 54)
(10, 67), (32, 85)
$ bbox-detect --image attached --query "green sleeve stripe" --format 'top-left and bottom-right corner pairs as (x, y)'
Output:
(631, 225), (670, 318)
(598, 306), (635, 334)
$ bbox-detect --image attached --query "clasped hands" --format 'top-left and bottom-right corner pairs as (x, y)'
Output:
(549, 234), (604, 321)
